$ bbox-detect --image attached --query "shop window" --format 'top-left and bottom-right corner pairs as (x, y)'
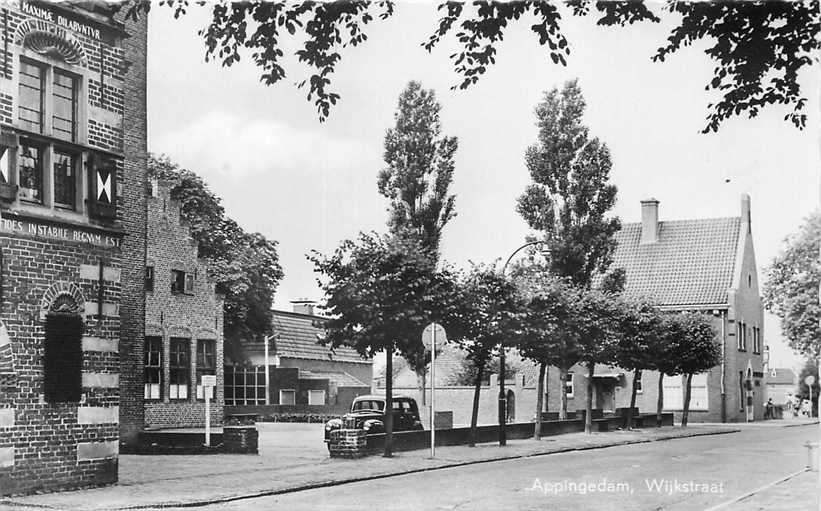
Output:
(196, 339), (216, 399)
(18, 59), (44, 133)
(52, 70), (77, 142)
(564, 372), (574, 398)
(53, 149), (77, 209)
(18, 140), (43, 203)
(280, 389), (296, 405)
(144, 336), (162, 400)
(145, 266), (154, 291)
(308, 390), (326, 406)
(169, 337), (190, 400)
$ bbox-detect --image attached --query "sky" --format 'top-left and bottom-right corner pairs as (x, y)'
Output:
(146, 3), (820, 371)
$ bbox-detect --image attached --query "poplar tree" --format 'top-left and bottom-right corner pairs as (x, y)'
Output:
(378, 80), (459, 404)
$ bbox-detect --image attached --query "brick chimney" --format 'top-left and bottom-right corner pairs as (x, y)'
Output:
(291, 299), (316, 316)
(640, 198), (659, 244)
(740, 193), (751, 233)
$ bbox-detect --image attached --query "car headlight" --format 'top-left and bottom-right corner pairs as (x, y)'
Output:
(325, 419), (342, 430)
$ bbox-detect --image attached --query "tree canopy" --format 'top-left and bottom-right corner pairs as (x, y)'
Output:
(763, 211), (821, 358)
(148, 155), (284, 362)
(516, 80), (621, 288)
(125, 1), (818, 130)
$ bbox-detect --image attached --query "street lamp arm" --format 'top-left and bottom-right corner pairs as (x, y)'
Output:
(502, 240), (545, 275)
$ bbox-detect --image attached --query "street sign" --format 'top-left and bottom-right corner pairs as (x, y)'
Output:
(805, 375), (815, 386)
(422, 323), (446, 350)
(201, 375), (216, 447)
(422, 322), (446, 459)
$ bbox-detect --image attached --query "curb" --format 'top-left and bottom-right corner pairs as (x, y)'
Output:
(1, 428), (742, 511)
(783, 420), (819, 428)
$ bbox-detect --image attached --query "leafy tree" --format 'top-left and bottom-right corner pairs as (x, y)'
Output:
(148, 155), (284, 362)
(516, 79), (621, 289)
(764, 211), (821, 359)
(664, 312), (721, 427)
(574, 288), (621, 434)
(613, 298), (664, 430)
(516, 272), (577, 438)
(796, 357), (820, 417)
(378, 81), (459, 404)
(446, 265), (522, 445)
(309, 232), (456, 456)
(124, 1), (818, 130)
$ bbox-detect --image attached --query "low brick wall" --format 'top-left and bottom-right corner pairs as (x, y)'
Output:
(363, 413), (674, 454)
(329, 429), (369, 458)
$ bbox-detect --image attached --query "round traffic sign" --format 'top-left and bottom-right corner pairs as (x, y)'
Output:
(805, 375), (815, 386)
(422, 322), (446, 350)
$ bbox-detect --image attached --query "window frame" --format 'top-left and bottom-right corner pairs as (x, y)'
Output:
(18, 58), (45, 134)
(308, 389), (326, 406)
(144, 336), (162, 401)
(279, 389), (296, 406)
(145, 266), (154, 292)
(169, 337), (190, 401)
(52, 147), (79, 210)
(195, 339), (216, 400)
(17, 138), (45, 204)
(171, 269), (186, 294)
(51, 68), (79, 143)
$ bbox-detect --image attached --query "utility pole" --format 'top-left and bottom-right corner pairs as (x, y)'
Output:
(263, 333), (276, 405)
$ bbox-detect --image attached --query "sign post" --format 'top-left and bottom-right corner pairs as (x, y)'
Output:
(806, 375), (815, 415)
(422, 323), (446, 459)
(201, 375), (217, 446)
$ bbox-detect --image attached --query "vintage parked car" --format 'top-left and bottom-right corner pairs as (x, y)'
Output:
(324, 394), (424, 445)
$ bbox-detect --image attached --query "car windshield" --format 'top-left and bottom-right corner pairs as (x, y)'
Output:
(352, 399), (384, 412)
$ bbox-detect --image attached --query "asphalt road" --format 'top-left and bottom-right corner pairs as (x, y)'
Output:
(161, 424), (818, 511)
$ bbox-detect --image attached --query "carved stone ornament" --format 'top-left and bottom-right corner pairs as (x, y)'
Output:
(16, 20), (86, 66)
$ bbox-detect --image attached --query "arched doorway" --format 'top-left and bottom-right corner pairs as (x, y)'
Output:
(43, 293), (84, 403)
(506, 389), (515, 423)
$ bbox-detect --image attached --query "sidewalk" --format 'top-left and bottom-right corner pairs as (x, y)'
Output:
(719, 469), (820, 511)
(1, 425), (740, 511)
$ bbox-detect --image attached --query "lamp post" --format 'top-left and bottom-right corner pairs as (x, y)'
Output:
(263, 333), (277, 405)
(497, 240), (546, 446)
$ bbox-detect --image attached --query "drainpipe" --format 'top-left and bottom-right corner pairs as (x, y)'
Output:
(720, 310), (726, 423)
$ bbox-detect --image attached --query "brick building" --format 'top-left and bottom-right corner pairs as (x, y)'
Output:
(226, 302), (371, 415)
(143, 180), (224, 429)
(0, 1), (147, 495)
(544, 195), (765, 423)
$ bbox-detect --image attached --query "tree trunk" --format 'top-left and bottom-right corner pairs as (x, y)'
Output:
(627, 368), (640, 430)
(534, 362), (547, 440)
(418, 370), (426, 406)
(469, 363), (484, 447)
(656, 373), (664, 427)
(682, 373), (693, 427)
(559, 366), (568, 420)
(384, 344), (394, 457)
(584, 361), (595, 434)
